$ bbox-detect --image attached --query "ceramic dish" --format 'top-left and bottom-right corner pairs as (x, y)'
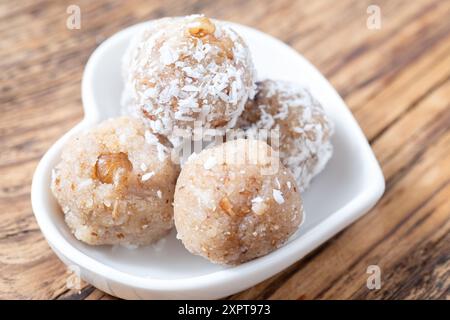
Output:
(31, 20), (385, 299)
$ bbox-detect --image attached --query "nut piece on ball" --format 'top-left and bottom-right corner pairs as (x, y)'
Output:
(51, 116), (180, 246)
(237, 80), (334, 191)
(174, 139), (303, 265)
(121, 15), (256, 145)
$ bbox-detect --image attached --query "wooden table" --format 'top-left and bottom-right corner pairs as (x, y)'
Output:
(1, 0), (449, 300)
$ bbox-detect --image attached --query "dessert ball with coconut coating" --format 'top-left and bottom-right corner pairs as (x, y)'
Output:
(121, 15), (256, 146)
(51, 116), (180, 246)
(174, 139), (303, 265)
(237, 80), (334, 191)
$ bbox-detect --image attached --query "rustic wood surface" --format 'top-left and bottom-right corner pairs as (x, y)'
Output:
(1, 0), (449, 300)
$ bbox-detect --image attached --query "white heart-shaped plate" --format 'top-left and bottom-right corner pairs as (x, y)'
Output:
(31, 21), (385, 299)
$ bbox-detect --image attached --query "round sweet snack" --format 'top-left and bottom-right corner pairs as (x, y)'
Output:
(237, 80), (334, 191)
(51, 116), (180, 246)
(121, 15), (256, 146)
(174, 139), (303, 265)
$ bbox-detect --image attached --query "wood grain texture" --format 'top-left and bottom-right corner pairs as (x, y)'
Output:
(1, 0), (449, 300)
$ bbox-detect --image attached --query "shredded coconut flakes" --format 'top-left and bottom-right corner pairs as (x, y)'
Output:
(141, 172), (155, 181)
(272, 189), (285, 204)
(203, 156), (217, 170)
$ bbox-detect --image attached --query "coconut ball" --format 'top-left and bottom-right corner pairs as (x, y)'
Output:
(121, 15), (256, 146)
(237, 80), (334, 191)
(174, 139), (303, 265)
(51, 116), (180, 246)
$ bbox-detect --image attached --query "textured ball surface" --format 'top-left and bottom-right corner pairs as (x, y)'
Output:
(237, 80), (334, 191)
(174, 139), (303, 265)
(51, 117), (180, 246)
(122, 15), (256, 145)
